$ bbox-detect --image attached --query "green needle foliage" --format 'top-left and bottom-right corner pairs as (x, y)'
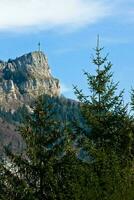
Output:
(74, 37), (134, 200)
(74, 36), (133, 156)
(2, 95), (76, 200)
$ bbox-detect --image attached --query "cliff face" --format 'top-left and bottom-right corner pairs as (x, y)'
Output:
(0, 51), (60, 111)
(0, 51), (61, 156)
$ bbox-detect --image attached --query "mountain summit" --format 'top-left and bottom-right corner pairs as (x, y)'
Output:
(0, 51), (60, 111)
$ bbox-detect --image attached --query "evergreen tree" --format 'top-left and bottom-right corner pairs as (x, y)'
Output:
(74, 37), (134, 199)
(74, 36), (132, 156)
(3, 95), (75, 200)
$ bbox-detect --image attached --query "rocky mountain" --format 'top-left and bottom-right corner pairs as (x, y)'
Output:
(0, 51), (61, 156)
(0, 51), (83, 158)
(0, 51), (60, 111)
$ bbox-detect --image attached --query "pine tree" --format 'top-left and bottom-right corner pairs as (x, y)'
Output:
(3, 95), (75, 200)
(74, 37), (134, 199)
(74, 36), (132, 156)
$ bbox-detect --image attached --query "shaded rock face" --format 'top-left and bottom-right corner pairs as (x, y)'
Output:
(0, 51), (60, 110)
(0, 118), (24, 158)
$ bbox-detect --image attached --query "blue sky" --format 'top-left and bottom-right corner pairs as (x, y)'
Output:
(0, 0), (134, 103)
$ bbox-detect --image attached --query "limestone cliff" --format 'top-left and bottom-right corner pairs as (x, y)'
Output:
(0, 51), (60, 111)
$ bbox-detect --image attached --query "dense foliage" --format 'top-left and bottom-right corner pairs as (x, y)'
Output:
(74, 38), (134, 199)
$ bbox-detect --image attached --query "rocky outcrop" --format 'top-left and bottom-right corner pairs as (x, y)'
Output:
(0, 51), (60, 111)
(0, 51), (61, 155)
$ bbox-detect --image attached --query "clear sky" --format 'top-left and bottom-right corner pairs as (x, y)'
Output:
(0, 0), (134, 103)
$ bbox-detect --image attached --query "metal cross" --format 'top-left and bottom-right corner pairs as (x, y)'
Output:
(38, 42), (41, 52)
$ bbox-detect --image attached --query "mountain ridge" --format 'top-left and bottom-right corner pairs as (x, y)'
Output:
(0, 51), (60, 111)
(0, 51), (62, 156)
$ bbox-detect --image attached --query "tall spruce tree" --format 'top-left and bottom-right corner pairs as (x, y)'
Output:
(74, 36), (132, 155)
(3, 95), (75, 200)
(74, 37), (134, 199)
